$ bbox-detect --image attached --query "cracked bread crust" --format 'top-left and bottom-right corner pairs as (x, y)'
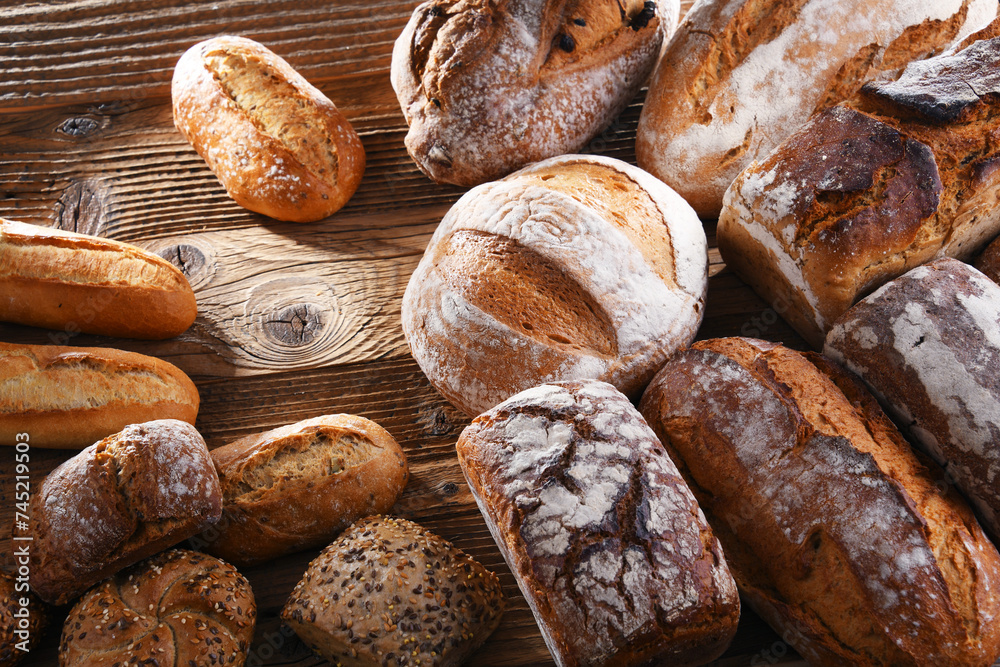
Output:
(457, 379), (739, 667)
(25, 420), (222, 605)
(639, 337), (1000, 667)
(390, 0), (677, 186)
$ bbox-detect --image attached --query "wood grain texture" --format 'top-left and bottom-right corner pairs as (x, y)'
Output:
(0, 0), (809, 664)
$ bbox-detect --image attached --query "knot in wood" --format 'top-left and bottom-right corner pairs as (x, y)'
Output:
(55, 179), (108, 236)
(263, 303), (326, 346)
(56, 116), (100, 138)
(157, 243), (209, 283)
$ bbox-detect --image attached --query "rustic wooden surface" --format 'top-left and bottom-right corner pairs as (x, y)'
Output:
(0, 1), (810, 664)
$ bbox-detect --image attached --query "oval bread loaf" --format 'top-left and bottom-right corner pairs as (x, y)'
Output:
(196, 414), (409, 566)
(824, 258), (1000, 540)
(391, 0), (678, 186)
(402, 154), (707, 417)
(281, 515), (504, 667)
(0, 218), (196, 339)
(457, 379), (740, 667)
(26, 420), (222, 605)
(636, 0), (996, 218)
(0, 341), (199, 449)
(640, 337), (1000, 667)
(172, 35), (365, 222)
(60, 549), (255, 667)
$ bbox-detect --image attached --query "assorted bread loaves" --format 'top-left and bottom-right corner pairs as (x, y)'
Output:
(457, 379), (740, 666)
(196, 414), (409, 566)
(640, 338), (1000, 666)
(391, 0), (678, 186)
(402, 154), (707, 417)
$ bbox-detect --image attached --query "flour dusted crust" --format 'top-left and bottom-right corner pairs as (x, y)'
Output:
(172, 36), (365, 222)
(640, 338), (1000, 666)
(402, 154), (707, 417)
(457, 379), (740, 667)
(719, 23), (1000, 348)
(391, 0), (678, 186)
(825, 258), (1000, 540)
(637, 0), (996, 218)
(26, 420), (222, 605)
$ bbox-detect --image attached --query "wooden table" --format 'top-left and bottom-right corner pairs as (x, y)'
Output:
(0, 1), (808, 664)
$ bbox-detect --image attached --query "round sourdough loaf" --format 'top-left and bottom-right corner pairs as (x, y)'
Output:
(172, 36), (365, 222)
(401, 154), (708, 417)
(391, 0), (678, 186)
(60, 549), (255, 667)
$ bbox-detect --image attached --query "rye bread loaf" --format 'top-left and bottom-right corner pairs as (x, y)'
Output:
(0, 218), (196, 339)
(636, 0), (996, 218)
(196, 414), (409, 566)
(0, 573), (46, 667)
(718, 20), (1000, 347)
(401, 154), (707, 417)
(0, 341), (200, 449)
(639, 337), (1000, 667)
(25, 420), (222, 605)
(172, 36), (365, 222)
(60, 549), (255, 667)
(281, 515), (504, 667)
(457, 379), (740, 667)
(391, 0), (678, 186)
(824, 258), (1000, 540)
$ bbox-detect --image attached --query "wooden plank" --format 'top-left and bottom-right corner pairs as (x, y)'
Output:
(0, 0), (810, 664)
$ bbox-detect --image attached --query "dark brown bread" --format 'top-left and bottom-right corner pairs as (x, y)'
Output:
(639, 338), (1000, 667)
(457, 379), (740, 667)
(0, 573), (46, 667)
(26, 420), (222, 605)
(718, 21), (1000, 347)
(825, 258), (1000, 540)
(974, 230), (1000, 283)
(281, 515), (504, 667)
(197, 414), (409, 566)
(0, 218), (196, 339)
(60, 549), (255, 667)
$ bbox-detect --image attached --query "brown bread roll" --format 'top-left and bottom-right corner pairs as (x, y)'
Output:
(718, 21), (1000, 347)
(637, 0), (995, 218)
(195, 414), (409, 566)
(26, 420), (222, 605)
(825, 258), (1000, 540)
(172, 35), (365, 222)
(0, 573), (46, 667)
(390, 0), (678, 186)
(60, 549), (255, 667)
(974, 233), (1000, 283)
(457, 379), (740, 667)
(0, 341), (200, 449)
(402, 154), (708, 417)
(281, 515), (504, 667)
(0, 218), (196, 339)
(639, 337), (1000, 667)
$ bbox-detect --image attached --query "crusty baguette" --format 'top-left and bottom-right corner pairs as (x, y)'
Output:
(172, 35), (365, 222)
(0, 341), (199, 449)
(0, 218), (196, 339)
(26, 420), (222, 605)
(637, 0), (996, 218)
(196, 414), (409, 566)
(639, 338), (1000, 666)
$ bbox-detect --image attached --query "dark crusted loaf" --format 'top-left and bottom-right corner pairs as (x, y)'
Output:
(0, 572), (46, 667)
(457, 379), (740, 667)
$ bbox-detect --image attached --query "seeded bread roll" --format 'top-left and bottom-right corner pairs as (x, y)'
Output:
(196, 414), (409, 567)
(60, 549), (255, 667)
(457, 379), (740, 667)
(639, 338), (1000, 666)
(718, 22), (1000, 347)
(26, 420), (222, 605)
(0, 218), (196, 339)
(0, 573), (46, 667)
(636, 0), (996, 218)
(281, 515), (504, 667)
(824, 258), (1000, 540)
(172, 35), (365, 222)
(402, 154), (707, 417)
(391, 0), (678, 186)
